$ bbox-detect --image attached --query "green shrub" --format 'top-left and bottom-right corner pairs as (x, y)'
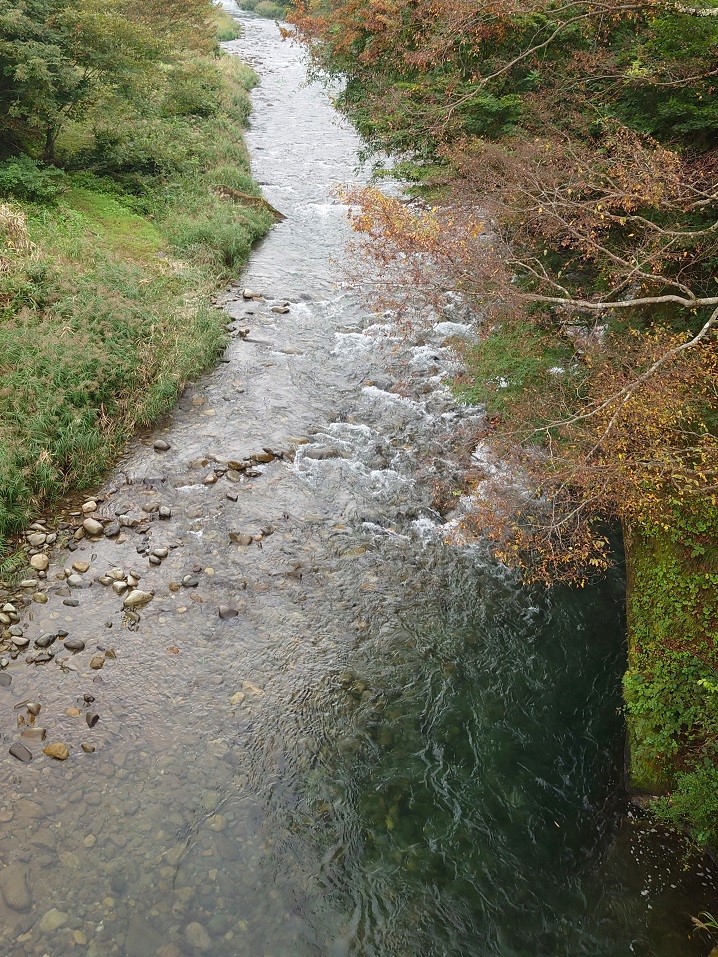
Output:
(162, 62), (223, 118)
(254, 1), (288, 18)
(167, 202), (270, 273)
(653, 763), (718, 847)
(0, 156), (67, 203)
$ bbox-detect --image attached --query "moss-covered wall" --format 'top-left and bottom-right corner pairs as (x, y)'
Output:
(624, 505), (718, 846)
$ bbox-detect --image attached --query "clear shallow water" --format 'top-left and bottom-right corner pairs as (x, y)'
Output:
(0, 9), (716, 957)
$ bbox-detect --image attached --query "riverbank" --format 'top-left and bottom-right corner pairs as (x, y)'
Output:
(0, 10), (273, 556)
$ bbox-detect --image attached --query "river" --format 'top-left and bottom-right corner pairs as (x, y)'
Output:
(0, 8), (716, 957)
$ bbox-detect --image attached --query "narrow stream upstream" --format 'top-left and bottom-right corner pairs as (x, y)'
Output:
(1, 9), (716, 957)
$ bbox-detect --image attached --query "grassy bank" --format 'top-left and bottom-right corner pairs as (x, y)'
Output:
(0, 27), (272, 546)
(240, 0), (291, 21)
(624, 507), (718, 845)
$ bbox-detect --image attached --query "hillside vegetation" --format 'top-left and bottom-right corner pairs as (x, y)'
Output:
(291, 0), (718, 843)
(0, 2), (272, 547)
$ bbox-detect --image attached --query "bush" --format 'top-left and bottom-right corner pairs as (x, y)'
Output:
(74, 118), (190, 179)
(254, 1), (288, 18)
(167, 202), (270, 273)
(0, 156), (67, 203)
(162, 62), (224, 118)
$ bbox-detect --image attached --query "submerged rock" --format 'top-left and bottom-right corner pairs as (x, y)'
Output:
(0, 863), (32, 911)
(38, 907), (69, 933)
(185, 921), (212, 952)
(125, 915), (163, 956)
(153, 439), (171, 452)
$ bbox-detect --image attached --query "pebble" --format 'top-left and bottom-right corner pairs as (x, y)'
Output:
(29, 554), (49, 571)
(182, 575), (199, 588)
(26, 533), (46, 547)
(27, 703), (41, 715)
(123, 589), (153, 608)
(21, 727), (46, 741)
(35, 634), (56, 649)
(154, 439), (171, 452)
(43, 743), (70, 761)
(152, 547), (169, 559)
(64, 637), (85, 652)
(104, 521), (121, 537)
(9, 743), (32, 763)
(82, 517), (104, 537)
(82, 500), (97, 513)
(226, 491), (239, 502)
(67, 574), (84, 588)
(159, 506), (172, 519)
(112, 581), (128, 595)
(33, 592), (48, 603)
(81, 743), (96, 753)
(72, 560), (90, 573)
(0, 673), (11, 687)
(218, 606), (239, 620)
(11, 635), (29, 648)
(185, 921), (212, 952)
(86, 712), (100, 728)
(63, 598), (80, 607)
(242, 288), (259, 300)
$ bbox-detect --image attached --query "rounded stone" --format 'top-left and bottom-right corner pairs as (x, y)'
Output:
(38, 908), (69, 933)
(82, 517), (104, 537)
(29, 554), (49, 572)
(185, 921), (212, 952)
(43, 743), (70, 761)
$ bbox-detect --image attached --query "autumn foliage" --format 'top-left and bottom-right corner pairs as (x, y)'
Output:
(292, 0), (718, 584)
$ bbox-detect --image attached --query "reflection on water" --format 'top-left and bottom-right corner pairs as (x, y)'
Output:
(0, 8), (715, 957)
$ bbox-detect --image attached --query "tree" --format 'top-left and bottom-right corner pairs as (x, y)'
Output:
(0, 0), (215, 161)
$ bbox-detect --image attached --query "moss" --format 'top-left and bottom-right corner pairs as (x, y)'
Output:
(452, 319), (574, 418)
(624, 502), (718, 844)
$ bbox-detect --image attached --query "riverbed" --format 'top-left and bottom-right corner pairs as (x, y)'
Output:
(0, 8), (716, 957)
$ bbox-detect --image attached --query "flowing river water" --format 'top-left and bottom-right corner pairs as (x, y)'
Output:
(1, 9), (717, 957)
